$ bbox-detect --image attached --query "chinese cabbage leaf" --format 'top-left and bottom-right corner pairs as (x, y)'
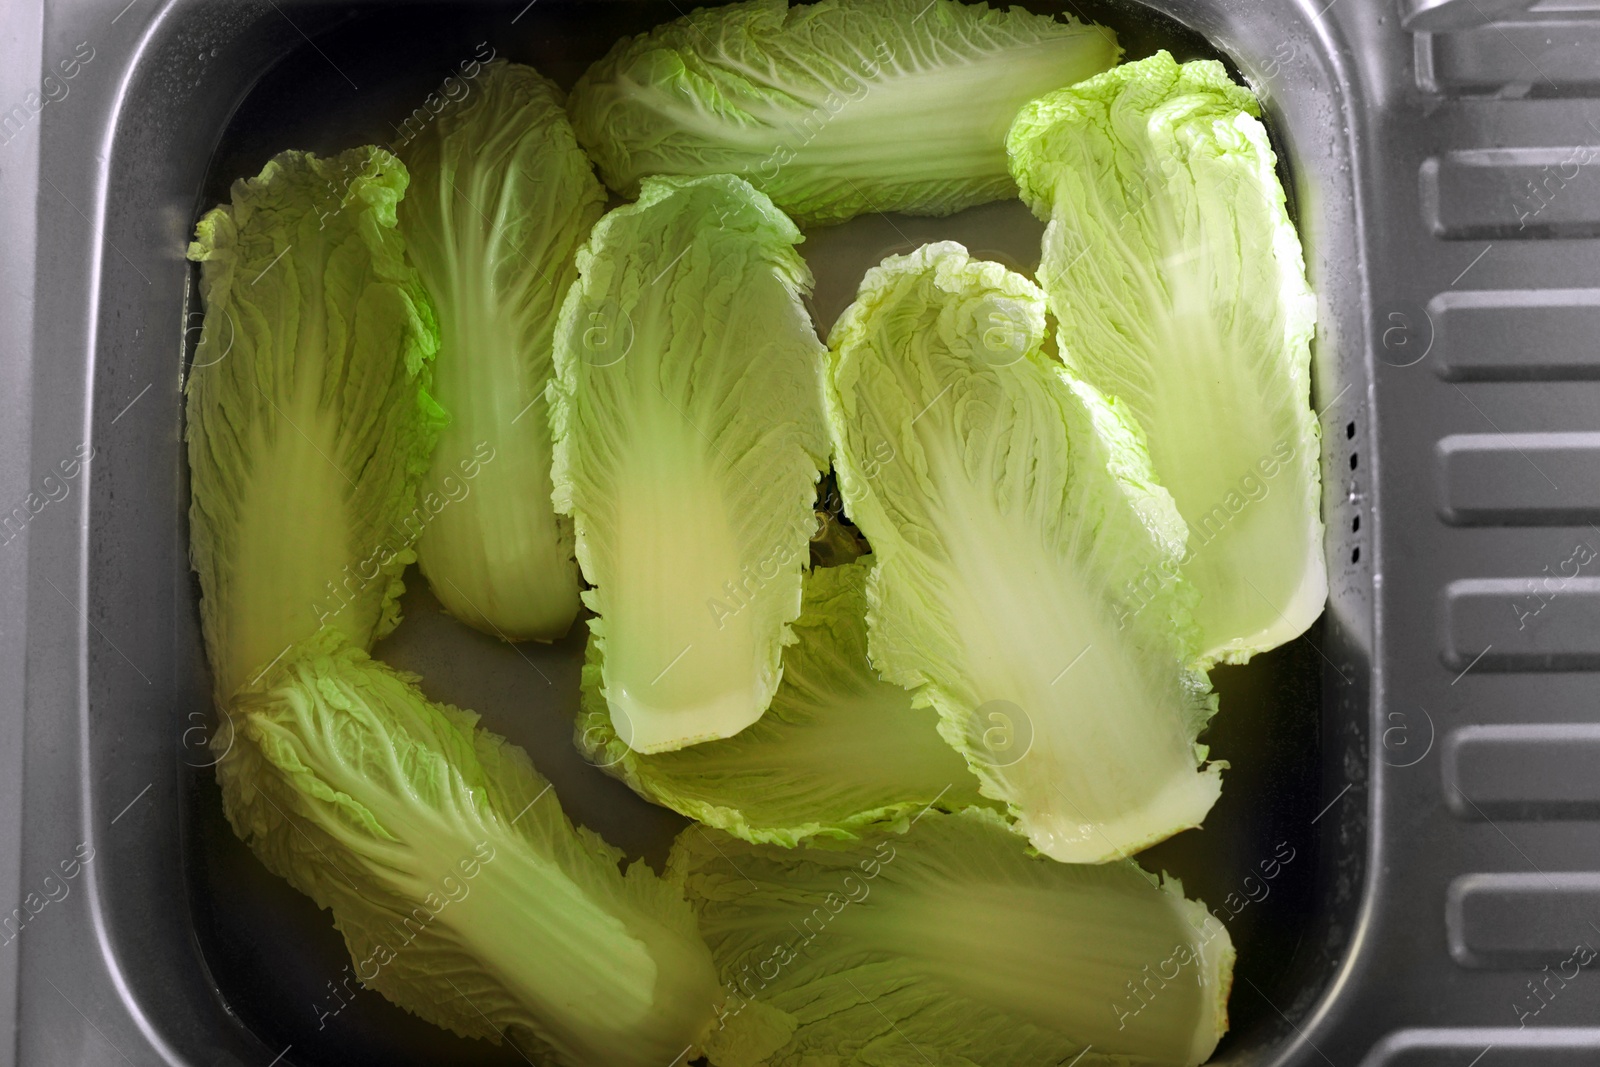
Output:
(186, 146), (442, 700)
(576, 558), (986, 846)
(823, 241), (1221, 863)
(567, 0), (1120, 226)
(549, 174), (830, 753)
(1008, 52), (1324, 665)
(215, 633), (723, 1067)
(399, 61), (606, 642)
(676, 807), (1234, 1067)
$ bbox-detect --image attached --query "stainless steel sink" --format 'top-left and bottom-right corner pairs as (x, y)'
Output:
(5, 0), (1597, 1063)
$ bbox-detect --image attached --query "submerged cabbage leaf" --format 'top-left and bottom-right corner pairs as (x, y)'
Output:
(576, 558), (986, 846)
(567, 0), (1120, 226)
(400, 61), (606, 642)
(550, 174), (830, 754)
(215, 633), (723, 1067)
(186, 147), (441, 700)
(676, 807), (1234, 1067)
(1008, 52), (1324, 665)
(824, 242), (1221, 863)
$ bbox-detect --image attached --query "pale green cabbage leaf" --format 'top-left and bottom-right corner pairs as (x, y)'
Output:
(567, 0), (1120, 227)
(576, 558), (987, 846)
(550, 174), (830, 754)
(675, 807), (1234, 1067)
(215, 632), (723, 1067)
(824, 241), (1221, 863)
(399, 61), (606, 642)
(186, 146), (442, 700)
(1008, 52), (1325, 665)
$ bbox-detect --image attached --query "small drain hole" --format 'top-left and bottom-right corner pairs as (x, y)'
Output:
(1350, 452), (1358, 470)
(1352, 546), (1361, 564)
(1346, 421), (1355, 439)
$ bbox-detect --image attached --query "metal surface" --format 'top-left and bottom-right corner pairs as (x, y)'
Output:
(1398, 0), (1536, 34)
(2, 0), (1588, 1062)
(0, 1), (45, 1063)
